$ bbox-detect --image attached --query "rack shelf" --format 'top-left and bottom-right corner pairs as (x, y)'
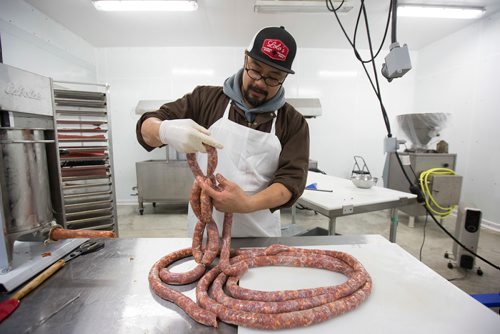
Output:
(53, 82), (118, 235)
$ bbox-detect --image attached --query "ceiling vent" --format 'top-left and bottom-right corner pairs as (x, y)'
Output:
(254, 0), (353, 14)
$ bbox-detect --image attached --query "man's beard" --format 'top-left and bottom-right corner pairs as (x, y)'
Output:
(242, 84), (268, 107)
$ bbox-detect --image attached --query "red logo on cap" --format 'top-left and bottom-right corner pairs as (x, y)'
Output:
(261, 39), (289, 62)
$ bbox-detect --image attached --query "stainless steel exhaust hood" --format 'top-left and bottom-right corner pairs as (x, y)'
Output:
(135, 100), (168, 115)
(136, 98), (322, 118)
(286, 98), (322, 118)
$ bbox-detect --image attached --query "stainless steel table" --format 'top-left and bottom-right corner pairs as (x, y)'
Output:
(293, 172), (418, 242)
(0, 236), (373, 334)
(1, 236), (498, 334)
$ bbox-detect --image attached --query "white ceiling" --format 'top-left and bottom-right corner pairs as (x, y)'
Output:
(24, 0), (500, 50)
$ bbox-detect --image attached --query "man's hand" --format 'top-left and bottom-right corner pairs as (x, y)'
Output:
(197, 174), (254, 213)
(197, 174), (292, 214)
(159, 119), (223, 153)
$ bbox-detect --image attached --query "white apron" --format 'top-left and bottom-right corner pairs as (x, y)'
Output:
(187, 101), (282, 237)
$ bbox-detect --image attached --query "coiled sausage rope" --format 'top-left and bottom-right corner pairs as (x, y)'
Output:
(149, 146), (372, 329)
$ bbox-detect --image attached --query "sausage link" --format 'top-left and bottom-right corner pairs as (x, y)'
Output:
(204, 145), (217, 176)
(151, 147), (372, 329)
(148, 248), (217, 327)
(200, 182), (213, 224)
(159, 263), (206, 285)
(189, 180), (202, 218)
(201, 219), (219, 266)
(191, 220), (205, 264)
(186, 153), (203, 177)
(219, 213), (248, 277)
(50, 227), (115, 241)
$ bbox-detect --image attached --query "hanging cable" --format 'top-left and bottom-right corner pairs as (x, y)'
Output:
(325, 0), (500, 271)
(353, 1), (393, 63)
(326, 0), (392, 136)
(390, 0), (397, 43)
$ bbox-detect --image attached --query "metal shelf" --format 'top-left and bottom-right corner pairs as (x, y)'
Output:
(65, 200), (113, 211)
(53, 82), (118, 236)
(57, 120), (107, 126)
(66, 218), (114, 229)
(57, 129), (108, 133)
(62, 175), (111, 182)
(54, 98), (106, 108)
(54, 89), (105, 100)
(58, 145), (108, 151)
(64, 191), (113, 199)
(56, 110), (108, 117)
(58, 138), (108, 143)
(60, 156), (109, 162)
(63, 182), (112, 190)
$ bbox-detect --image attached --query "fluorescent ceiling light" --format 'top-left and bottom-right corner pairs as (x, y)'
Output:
(92, 0), (198, 12)
(398, 4), (485, 19)
(254, 0), (353, 14)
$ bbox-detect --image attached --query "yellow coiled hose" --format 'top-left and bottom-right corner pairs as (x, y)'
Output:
(419, 168), (456, 218)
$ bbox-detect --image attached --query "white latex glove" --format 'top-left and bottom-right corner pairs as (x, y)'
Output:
(159, 119), (223, 153)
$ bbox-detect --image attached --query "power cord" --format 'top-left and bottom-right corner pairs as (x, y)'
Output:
(420, 168), (457, 218)
(325, 0), (500, 271)
(419, 212), (429, 261)
(326, 0), (393, 135)
(447, 269), (469, 282)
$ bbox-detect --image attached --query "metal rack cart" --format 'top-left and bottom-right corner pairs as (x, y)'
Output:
(52, 81), (118, 234)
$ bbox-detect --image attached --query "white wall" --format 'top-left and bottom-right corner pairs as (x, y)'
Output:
(414, 12), (500, 229)
(294, 49), (417, 179)
(96, 47), (243, 202)
(0, 0), (96, 82)
(97, 46), (417, 204)
(4, 0), (498, 227)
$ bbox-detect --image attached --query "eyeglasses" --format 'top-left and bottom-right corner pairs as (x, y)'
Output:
(244, 67), (285, 87)
(244, 58), (286, 87)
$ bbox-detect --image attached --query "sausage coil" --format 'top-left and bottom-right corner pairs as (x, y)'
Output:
(149, 145), (372, 329)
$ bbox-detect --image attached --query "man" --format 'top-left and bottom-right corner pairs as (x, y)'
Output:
(136, 26), (309, 237)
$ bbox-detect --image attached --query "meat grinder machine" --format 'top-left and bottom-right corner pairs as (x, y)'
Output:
(0, 64), (87, 292)
(384, 113), (463, 226)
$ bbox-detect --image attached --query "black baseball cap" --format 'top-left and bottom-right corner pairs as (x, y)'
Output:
(245, 26), (296, 74)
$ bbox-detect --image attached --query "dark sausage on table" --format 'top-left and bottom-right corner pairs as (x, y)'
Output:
(50, 227), (115, 241)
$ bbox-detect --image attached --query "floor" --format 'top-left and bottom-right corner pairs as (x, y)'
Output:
(117, 203), (500, 313)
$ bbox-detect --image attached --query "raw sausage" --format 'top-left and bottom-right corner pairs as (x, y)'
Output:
(50, 227), (115, 241)
(149, 145), (372, 329)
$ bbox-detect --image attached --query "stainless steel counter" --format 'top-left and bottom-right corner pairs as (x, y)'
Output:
(3, 235), (498, 334)
(0, 235), (379, 334)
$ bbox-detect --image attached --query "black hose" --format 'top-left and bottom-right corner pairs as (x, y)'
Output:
(391, 0), (398, 43)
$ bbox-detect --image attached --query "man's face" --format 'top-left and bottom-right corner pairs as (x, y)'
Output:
(241, 55), (288, 108)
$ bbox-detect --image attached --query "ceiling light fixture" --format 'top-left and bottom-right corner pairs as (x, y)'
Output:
(92, 0), (198, 12)
(397, 4), (485, 19)
(254, 0), (353, 14)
